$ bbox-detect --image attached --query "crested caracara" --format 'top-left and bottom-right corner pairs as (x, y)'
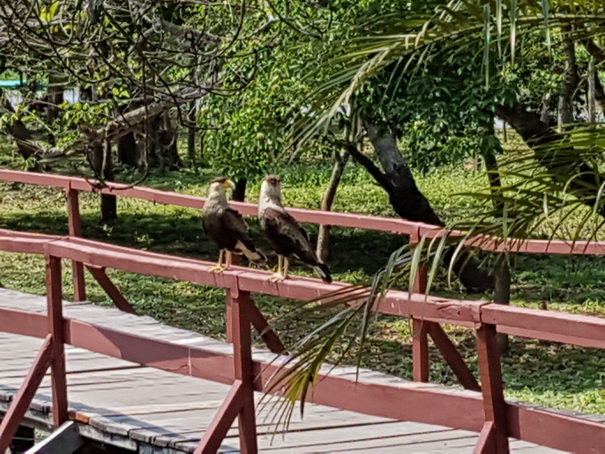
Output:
(258, 175), (332, 283)
(202, 177), (266, 272)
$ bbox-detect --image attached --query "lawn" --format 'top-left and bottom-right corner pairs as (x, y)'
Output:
(0, 150), (603, 415)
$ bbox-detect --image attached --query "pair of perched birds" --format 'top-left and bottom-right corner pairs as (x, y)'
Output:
(202, 175), (332, 283)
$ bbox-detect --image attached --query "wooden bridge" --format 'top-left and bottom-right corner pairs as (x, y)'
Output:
(0, 170), (604, 453)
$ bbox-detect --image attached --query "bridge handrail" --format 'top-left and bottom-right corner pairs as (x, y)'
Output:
(0, 229), (603, 348)
(0, 229), (603, 452)
(1, 169), (605, 256)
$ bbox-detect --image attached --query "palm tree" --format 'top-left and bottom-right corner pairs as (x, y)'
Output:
(266, 0), (605, 428)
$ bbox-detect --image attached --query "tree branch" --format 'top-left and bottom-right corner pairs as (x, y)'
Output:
(339, 141), (391, 190)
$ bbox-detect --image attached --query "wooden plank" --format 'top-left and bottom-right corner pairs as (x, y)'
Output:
(25, 421), (84, 453)
(0, 290), (596, 454)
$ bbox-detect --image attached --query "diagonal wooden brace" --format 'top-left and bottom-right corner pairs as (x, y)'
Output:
(0, 335), (53, 453)
(86, 265), (136, 314)
(195, 381), (244, 454)
(428, 323), (480, 391)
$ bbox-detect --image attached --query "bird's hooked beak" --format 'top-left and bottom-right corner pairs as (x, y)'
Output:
(221, 179), (235, 190)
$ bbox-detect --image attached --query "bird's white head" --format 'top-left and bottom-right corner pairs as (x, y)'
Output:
(207, 177), (234, 205)
(260, 174), (282, 208)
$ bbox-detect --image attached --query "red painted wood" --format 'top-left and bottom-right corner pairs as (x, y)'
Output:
(506, 402), (605, 453)
(474, 421), (496, 454)
(412, 320), (429, 382)
(195, 380), (243, 454)
(231, 290), (258, 453)
(476, 324), (509, 454)
(0, 231), (603, 348)
(482, 304), (605, 349)
(428, 323), (480, 391)
(247, 302), (287, 354)
(66, 189), (86, 301)
(0, 305), (603, 452)
(86, 266), (136, 314)
(412, 261), (429, 382)
(3, 169), (605, 256)
(46, 255), (68, 427)
(0, 231), (602, 347)
(0, 335), (53, 453)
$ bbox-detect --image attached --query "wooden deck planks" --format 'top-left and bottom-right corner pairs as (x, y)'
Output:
(0, 289), (571, 453)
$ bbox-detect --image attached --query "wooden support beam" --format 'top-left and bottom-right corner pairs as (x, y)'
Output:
(476, 324), (509, 454)
(195, 381), (244, 454)
(66, 189), (86, 302)
(412, 320), (429, 382)
(474, 421), (496, 454)
(428, 323), (480, 391)
(46, 255), (68, 428)
(412, 261), (429, 382)
(232, 290), (258, 454)
(0, 335), (53, 453)
(86, 266), (136, 314)
(195, 288), (258, 453)
(25, 421), (84, 453)
(248, 301), (287, 354)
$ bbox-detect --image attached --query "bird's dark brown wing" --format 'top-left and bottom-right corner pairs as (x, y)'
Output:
(222, 207), (259, 252)
(262, 207), (318, 263)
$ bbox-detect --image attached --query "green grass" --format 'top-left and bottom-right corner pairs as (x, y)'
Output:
(0, 153), (603, 415)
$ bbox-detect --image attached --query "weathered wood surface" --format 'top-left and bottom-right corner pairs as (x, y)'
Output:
(0, 289), (567, 453)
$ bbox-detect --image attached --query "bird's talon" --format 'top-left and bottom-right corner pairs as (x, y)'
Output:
(209, 265), (226, 273)
(269, 273), (285, 282)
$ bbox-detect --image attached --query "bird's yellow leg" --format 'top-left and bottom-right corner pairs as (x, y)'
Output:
(270, 255), (285, 281)
(283, 257), (290, 279)
(224, 250), (232, 270)
(209, 250), (226, 272)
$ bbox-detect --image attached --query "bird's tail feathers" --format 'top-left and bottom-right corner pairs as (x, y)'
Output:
(314, 263), (332, 284)
(237, 241), (267, 265)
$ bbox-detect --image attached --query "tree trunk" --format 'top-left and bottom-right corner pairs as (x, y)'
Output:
(91, 141), (117, 222)
(355, 121), (495, 292)
(47, 73), (64, 124)
(482, 122), (511, 354)
(558, 31), (577, 128)
(588, 58), (596, 123)
(117, 131), (138, 167)
(187, 96), (197, 165)
(316, 149), (350, 262)
(132, 112), (181, 170)
(495, 103), (605, 217)
(232, 178), (247, 202)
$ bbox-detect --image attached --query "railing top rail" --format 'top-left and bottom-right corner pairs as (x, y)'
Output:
(0, 229), (602, 350)
(2, 169), (605, 256)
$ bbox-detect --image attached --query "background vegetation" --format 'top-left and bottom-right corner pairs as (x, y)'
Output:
(0, 135), (603, 415)
(0, 0), (603, 423)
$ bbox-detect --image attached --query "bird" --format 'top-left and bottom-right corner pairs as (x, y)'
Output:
(258, 174), (332, 283)
(202, 177), (266, 272)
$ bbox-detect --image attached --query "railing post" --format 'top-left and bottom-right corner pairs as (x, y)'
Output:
(475, 323), (509, 454)
(225, 255), (240, 343)
(411, 229), (429, 383)
(231, 287), (258, 454)
(46, 255), (68, 427)
(66, 188), (86, 302)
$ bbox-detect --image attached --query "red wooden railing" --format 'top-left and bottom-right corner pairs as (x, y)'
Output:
(2, 169), (604, 382)
(0, 170), (604, 452)
(0, 231), (602, 453)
